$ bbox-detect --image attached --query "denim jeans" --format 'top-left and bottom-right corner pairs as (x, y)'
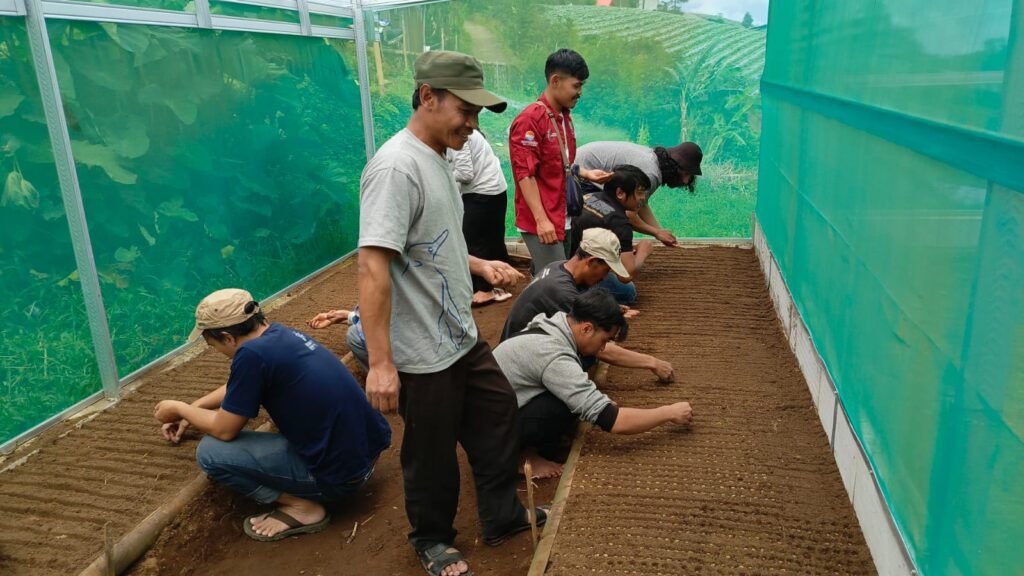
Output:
(196, 431), (372, 504)
(346, 323), (369, 370)
(596, 273), (638, 305)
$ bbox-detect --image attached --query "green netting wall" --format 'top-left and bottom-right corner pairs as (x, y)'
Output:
(1, 18), (365, 446)
(1, 16), (101, 444)
(367, 0), (765, 238)
(757, 2), (1024, 575)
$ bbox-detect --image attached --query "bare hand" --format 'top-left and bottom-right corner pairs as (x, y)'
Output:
(536, 219), (558, 245)
(580, 168), (614, 184)
(154, 400), (184, 424)
(308, 309), (349, 329)
(366, 364), (401, 413)
(480, 260), (524, 289)
(652, 359), (675, 383)
(653, 229), (678, 247)
(620, 305), (640, 319)
(635, 239), (654, 257)
(668, 402), (692, 425)
(162, 419), (190, 444)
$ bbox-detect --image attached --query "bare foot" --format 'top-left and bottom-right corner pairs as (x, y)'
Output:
(426, 548), (470, 576)
(472, 291), (496, 306)
(519, 451), (564, 479)
(249, 499), (325, 538)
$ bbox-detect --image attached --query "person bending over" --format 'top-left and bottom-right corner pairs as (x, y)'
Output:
(570, 165), (654, 305)
(501, 227), (674, 384)
(154, 289), (390, 542)
(493, 289), (692, 479)
(575, 140), (704, 246)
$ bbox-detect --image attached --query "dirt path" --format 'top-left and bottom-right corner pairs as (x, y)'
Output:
(543, 246), (874, 575)
(464, 20), (514, 64)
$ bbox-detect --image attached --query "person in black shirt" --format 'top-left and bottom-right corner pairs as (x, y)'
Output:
(570, 165), (653, 305)
(503, 228), (674, 383)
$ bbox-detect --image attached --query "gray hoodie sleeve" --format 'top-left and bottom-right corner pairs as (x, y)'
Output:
(540, 352), (613, 424)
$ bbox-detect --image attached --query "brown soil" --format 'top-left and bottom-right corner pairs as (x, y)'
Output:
(0, 246), (874, 576)
(542, 247), (875, 575)
(0, 257), (552, 576)
(127, 260), (554, 576)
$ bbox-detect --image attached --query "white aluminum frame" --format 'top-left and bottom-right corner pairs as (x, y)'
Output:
(0, 0), (26, 16)
(33, 0), (356, 36)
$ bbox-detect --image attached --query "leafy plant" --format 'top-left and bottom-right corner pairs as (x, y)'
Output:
(0, 20), (366, 444)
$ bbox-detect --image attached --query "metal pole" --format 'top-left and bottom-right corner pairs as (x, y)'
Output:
(194, 0), (212, 28)
(22, 0), (121, 399)
(295, 0), (311, 36)
(353, 0), (377, 158)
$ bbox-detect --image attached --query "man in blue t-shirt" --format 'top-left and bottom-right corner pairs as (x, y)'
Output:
(154, 288), (391, 542)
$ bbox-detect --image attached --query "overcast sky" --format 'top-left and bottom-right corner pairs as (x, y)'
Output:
(675, 0), (770, 26)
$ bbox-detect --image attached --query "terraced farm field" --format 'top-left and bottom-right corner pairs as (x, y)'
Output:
(548, 5), (766, 80)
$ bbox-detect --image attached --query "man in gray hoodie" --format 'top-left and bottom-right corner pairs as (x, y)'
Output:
(493, 289), (693, 479)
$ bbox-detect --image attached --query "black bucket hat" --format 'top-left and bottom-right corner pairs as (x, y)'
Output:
(667, 142), (703, 175)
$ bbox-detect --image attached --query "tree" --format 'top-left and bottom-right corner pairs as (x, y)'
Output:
(742, 12), (754, 27)
(658, 0), (689, 13)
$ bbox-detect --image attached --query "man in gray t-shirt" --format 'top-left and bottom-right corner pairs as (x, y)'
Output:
(358, 51), (542, 576)
(575, 140), (703, 247)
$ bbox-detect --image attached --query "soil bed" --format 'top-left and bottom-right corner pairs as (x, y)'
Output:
(1, 246), (874, 576)
(0, 257), (550, 576)
(127, 259), (552, 576)
(542, 247), (874, 575)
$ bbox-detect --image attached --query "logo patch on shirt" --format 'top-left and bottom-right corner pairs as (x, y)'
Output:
(521, 131), (538, 147)
(291, 330), (318, 351)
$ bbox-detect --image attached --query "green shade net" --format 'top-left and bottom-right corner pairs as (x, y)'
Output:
(366, 1), (765, 238)
(61, 0), (194, 11)
(208, 1), (299, 23)
(756, 2), (1024, 574)
(45, 22), (365, 377)
(1, 17), (101, 444)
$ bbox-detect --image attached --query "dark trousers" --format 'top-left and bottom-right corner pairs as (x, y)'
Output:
(398, 341), (526, 550)
(518, 392), (576, 462)
(462, 191), (510, 293)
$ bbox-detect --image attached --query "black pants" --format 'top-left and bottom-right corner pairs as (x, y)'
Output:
(518, 392), (576, 462)
(398, 341), (526, 550)
(462, 191), (510, 293)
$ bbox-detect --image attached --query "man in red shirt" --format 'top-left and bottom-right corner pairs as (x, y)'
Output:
(509, 49), (611, 275)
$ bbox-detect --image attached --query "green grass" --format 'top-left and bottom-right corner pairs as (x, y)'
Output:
(647, 162), (756, 238)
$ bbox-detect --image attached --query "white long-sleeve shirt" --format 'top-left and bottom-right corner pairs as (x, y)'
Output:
(446, 130), (507, 196)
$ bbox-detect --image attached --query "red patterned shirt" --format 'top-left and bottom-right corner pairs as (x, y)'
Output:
(508, 93), (576, 240)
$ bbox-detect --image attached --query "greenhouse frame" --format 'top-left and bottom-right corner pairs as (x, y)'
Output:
(0, 1), (1021, 575)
